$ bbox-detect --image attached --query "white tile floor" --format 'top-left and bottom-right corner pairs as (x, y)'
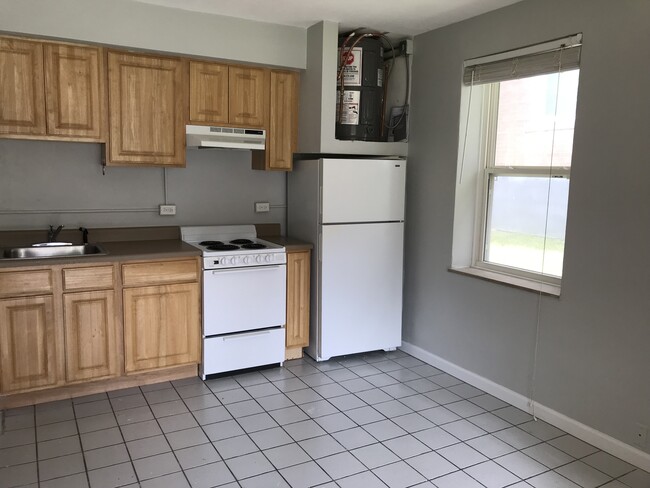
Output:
(1, 349), (648, 488)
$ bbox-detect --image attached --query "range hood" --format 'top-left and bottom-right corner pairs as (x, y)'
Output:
(186, 125), (266, 150)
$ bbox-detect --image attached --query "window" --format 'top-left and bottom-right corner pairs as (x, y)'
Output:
(453, 36), (581, 290)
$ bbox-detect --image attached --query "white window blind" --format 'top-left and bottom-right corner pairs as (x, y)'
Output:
(463, 35), (582, 86)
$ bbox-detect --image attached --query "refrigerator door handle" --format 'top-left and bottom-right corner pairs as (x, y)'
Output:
(319, 185), (323, 223)
(318, 231), (322, 262)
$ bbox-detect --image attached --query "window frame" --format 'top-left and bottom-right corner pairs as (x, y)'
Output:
(471, 82), (573, 286)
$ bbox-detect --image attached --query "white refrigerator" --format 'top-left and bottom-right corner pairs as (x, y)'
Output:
(288, 158), (406, 361)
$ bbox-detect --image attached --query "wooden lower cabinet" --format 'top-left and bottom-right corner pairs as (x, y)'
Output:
(0, 295), (61, 393)
(285, 250), (311, 358)
(123, 283), (200, 372)
(63, 290), (119, 382)
(0, 258), (201, 406)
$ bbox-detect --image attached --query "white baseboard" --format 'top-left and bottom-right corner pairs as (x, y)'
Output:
(401, 341), (650, 472)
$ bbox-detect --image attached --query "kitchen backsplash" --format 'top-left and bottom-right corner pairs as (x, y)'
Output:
(0, 139), (286, 232)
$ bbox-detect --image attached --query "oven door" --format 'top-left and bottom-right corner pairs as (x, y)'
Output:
(203, 264), (286, 336)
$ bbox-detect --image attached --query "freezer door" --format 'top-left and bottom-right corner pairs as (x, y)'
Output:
(321, 159), (406, 223)
(319, 222), (403, 360)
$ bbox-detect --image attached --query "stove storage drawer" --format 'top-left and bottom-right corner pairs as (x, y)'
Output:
(202, 327), (285, 376)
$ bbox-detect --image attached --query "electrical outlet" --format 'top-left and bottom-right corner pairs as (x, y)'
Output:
(634, 423), (648, 447)
(255, 202), (270, 213)
(159, 204), (176, 216)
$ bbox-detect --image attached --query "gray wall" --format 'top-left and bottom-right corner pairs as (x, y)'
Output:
(0, 0), (306, 69)
(0, 139), (286, 232)
(405, 0), (650, 453)
(0, 0), (300, 235)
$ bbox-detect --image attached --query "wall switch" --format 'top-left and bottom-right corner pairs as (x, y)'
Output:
(255, 202), (270, 213)
(402, 39), (413, 55)
(159, 204), (176, 216)
(634, 423), (648, 447)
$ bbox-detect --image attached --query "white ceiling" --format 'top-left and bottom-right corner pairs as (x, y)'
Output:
(131, 0), (523, 37)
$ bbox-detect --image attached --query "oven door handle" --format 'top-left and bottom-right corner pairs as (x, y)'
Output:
(210, 265), (284, 275)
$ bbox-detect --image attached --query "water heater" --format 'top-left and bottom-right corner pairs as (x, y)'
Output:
(336, 35), (384, 142)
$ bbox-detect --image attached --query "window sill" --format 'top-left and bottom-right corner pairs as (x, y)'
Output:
(449, 266), (561, 297)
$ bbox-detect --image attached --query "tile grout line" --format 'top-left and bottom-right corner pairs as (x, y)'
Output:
(3, 350), (646, 488)
(72, 395), (95, 488)
(139, 381), (195, 488)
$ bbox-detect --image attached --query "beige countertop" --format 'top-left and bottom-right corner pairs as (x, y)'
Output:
(264, 236), (313, 252)
(0, 224), (311, 269)
(0, 239), (200, 269)
(255, 224), (313, 252)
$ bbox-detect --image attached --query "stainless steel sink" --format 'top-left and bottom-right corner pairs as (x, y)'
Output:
(1, 244), (107, 260)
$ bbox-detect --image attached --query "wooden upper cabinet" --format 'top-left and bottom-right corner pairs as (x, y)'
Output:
(253, 70), (299, 171)
(0, 37), (105, 141)
(229, 66), (269, 127)
(191, 63), (270, 128)
(189, 61), (228, 125)
(107, 51), (186, 167)
(269, 70), (299, 170)
(0, 37), (46, 136)
(44, 43), (105, 140)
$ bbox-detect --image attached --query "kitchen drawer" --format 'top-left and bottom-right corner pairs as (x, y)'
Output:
(63, 265), (114, 291)
(122, 259), (199, 287)
(202, 328), (285, 377)
(0, 269), (53, 297)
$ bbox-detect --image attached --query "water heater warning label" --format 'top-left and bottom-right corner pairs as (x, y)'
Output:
(338, 47), (362, 86)
(336, 90), (360, 125)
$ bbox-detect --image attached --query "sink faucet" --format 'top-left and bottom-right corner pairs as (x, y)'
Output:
(79, 227), (89, 244)
(48, 225), (64, 242)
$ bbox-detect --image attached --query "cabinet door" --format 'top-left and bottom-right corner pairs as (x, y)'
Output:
(44, 43), (105, 140)
(107, 51), (186, 166)
(0, 37), (46, 136)
(123, 283), (200, 372)
(229, 66), (269, 127)
(63, 290), (119, 382)
(189, 61), (228, 125)
(269, 70), (298, 170)
(252, 70), (299, 171)
(286, 250), (310, 348)
(0, 296), (59, 393)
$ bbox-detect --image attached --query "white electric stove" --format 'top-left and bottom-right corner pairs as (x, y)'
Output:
(181, 225), (287, 378)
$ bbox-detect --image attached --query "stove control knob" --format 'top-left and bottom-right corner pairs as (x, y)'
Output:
(265, 255), (273, 262)
(256, 255), (262, 263)
(243, 256), (251, 265)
